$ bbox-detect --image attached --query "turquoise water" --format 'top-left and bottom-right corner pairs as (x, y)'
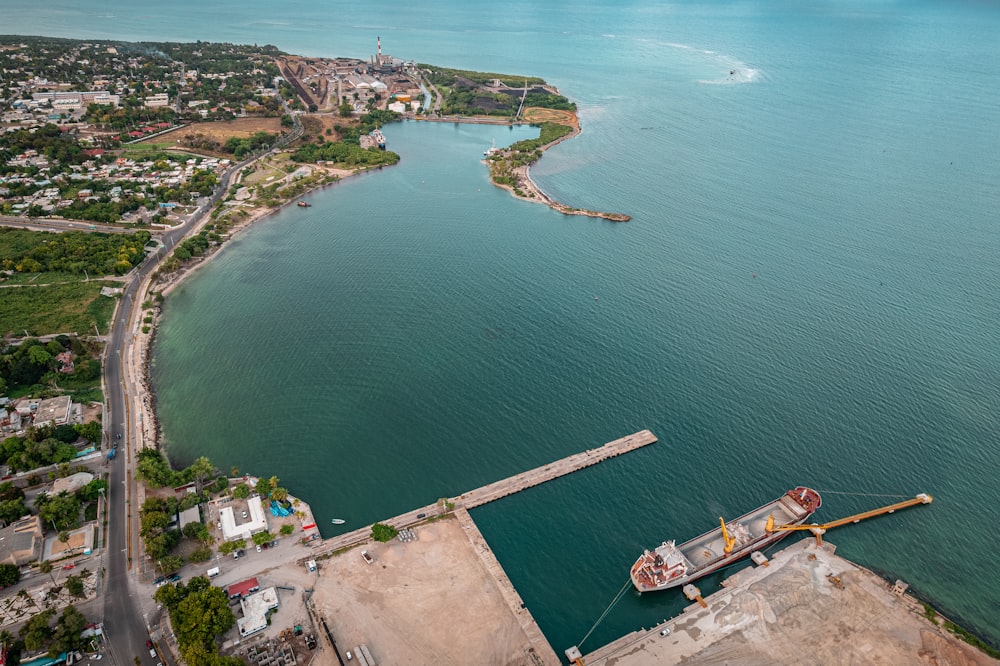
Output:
(9, 0), (1000, 651)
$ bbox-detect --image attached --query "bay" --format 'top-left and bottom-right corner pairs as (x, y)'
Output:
(7, 0), (1000, 651)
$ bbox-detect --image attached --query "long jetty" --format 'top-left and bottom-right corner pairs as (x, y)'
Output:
(305, 429), (657, 559)
(453, 429), (657, 509)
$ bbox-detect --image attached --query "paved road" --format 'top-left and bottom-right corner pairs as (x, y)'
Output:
(0, 215), (138, 234)
(100, 156), (252, 666)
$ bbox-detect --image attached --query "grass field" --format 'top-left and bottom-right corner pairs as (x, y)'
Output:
(0, 280), (117, 337)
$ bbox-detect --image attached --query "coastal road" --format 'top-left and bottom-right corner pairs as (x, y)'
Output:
(100, 143), (276, 665)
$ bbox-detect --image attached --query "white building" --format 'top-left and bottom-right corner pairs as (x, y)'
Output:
(237, 587), (279, 637)
(219, 495), (268, 542)
(33, 395), (73, 427)
(144, 93), (170, 108)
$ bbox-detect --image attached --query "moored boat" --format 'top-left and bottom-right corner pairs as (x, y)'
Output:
(630, 487), (822, 592)
(297, 201), (311, 207)
(330, 518), (345, 525)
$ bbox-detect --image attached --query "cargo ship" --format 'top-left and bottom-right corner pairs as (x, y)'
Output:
(630, 486), (822, 592)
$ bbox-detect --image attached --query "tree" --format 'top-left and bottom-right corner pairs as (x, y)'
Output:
(157, 554), (185, 574)
(182, 521), (208, 540)
(52, 605), (88, 653)
(371, 522), (397, 542)
(0, 563), (21, 587)
(231, 483), (250, 500)
(19, 608), (55, 652)
(254, 477), (270, 498)
(37, 492), (81, 531)
(0, 482), (22, 503)
(251, 531), (272, 546)
(187, 456), (216, 494)
(64, 575), (84, 597)
(189, 546), (212, 563)
(38, 560), (56, 585)
(176, 585), (235, 644)
(270, 487), (288, 503)
(339, 101), (353, 118)
(74, 420), (103, 445)
(0, 498), (30, 524)
(279, 524), (294, 536)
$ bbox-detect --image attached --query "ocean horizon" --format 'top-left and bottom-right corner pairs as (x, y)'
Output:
(7, 0), (1000, 651)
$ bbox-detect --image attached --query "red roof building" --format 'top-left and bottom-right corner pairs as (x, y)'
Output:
(226, 577), (260, 599)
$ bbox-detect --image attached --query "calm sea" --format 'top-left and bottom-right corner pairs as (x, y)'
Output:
(8, 0), (1000, 651)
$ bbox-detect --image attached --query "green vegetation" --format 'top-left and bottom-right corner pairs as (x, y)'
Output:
(252, 531), (273, 546)
(420, 65), (545, 88)
(0, 228), (151, 274)
(0, 563), (21, 588)
(64, 574), (85, 597)
(944, 620), (1000, 658)
(420, 65), (573, 117)
(922, 602), (938, 625)
(290, 142), (400, 168)
(489, 122), (574, 188)
(0, 228), (149, 337)
(0, 281), (116, 338)
(279, 524), (294, 536)
(33, 476), (108, 533)
(154, 576), (242, 666)
(232, 483), (250, 499)
(139, 495), (181, 560)
(371, 522), (398, 542)
(224, 132), (280, 159)
(0, 421), (107, 474)
(18, 605), (90, 656)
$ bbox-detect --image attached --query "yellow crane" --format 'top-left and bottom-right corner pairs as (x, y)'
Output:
(765, 493), (933, 546)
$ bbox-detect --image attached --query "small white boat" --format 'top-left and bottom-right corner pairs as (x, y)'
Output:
(330, 518), (346, 525)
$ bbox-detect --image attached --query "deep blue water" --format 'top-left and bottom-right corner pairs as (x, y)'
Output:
(7, 0), (999, 651)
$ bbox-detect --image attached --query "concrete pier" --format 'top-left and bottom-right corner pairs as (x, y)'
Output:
(308, 429), (657, 558)
(455, 429), (657, 509)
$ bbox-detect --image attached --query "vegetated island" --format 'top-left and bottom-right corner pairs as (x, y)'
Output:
(420, 65), (631, 222)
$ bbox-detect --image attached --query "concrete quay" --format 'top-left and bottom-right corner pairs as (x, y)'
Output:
(453, 508), (561, 665)
(578, 538), (998, 666)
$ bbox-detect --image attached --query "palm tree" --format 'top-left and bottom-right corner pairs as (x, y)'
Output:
(38, 560), (56, 585)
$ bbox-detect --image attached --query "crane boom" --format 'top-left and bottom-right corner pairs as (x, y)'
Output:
(765, 493), (932, 545)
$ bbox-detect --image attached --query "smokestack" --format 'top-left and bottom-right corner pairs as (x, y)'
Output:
(378, 36), (382, 56)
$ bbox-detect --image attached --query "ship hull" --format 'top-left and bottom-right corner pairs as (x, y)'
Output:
(631, 487), (821, 592)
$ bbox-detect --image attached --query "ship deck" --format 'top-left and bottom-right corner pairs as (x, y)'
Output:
(679, 495), (807, 567)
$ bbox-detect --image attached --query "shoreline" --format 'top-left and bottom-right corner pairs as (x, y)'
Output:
(134, 111), (621, 456)
(133, 160), (381, 454)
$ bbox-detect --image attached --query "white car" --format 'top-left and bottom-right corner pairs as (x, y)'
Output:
(241, 511), (248, 519)
(256, 544), (262, 553)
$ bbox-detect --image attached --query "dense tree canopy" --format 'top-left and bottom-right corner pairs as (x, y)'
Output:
(155, 576), (236, 666)
(0, 228), (152, 276)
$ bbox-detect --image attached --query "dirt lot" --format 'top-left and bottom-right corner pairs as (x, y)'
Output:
(309, 516), (550, 666)
(522, 107), (579, 129)
(141, 118), (284, 155)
